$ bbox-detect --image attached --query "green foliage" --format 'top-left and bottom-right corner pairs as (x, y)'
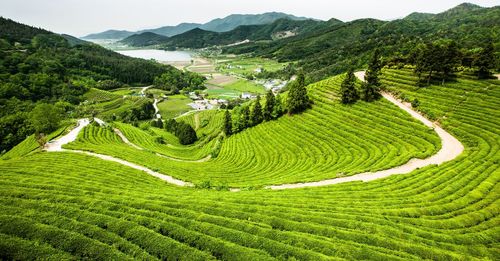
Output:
(286, 72), (310, 114)
(96, 80), (123, 90)
(340, 69), (359, 104)
(473, 42), (495, 79)
(153, 70), (206, 93)
(120, 100), (155, 123)
(29, 103), (63, 134)
(223, 110), (232, 136)
(164, 119), (198, 145)
(362, 50), (382, 101)
(413, 40), (462, 84)
(263, 90), (275, 121)
(226, 4), (499, 82)
(273, 94), (284, 118)
(250, 95), (263, 126)
(119, 32), (169, 47)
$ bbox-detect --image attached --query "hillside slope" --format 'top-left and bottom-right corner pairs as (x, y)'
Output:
(119, 32), (169, 46)
(0, 70), (498, 259)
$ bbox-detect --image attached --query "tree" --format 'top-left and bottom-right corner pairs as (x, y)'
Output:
(223, 110), (232, 136)
(175, 122), (197, 145)
(251, 95), (263, 126)
(287, 72), (310, 114)
(341, 69), (359, 104)
(362, 50), (382, 101)
(29, 103), (63, 135)
(273, 94), (284, 118)
(474, 42), (495, 79)
(263, 90), (275, 121)
(35, 132), (47, 149)
(414, 41), (461, 85)
(239, 106), (250, 130)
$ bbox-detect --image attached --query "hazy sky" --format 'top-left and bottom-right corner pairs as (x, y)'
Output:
(1, 0), (499, 37)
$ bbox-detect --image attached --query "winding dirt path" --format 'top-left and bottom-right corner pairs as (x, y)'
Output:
(44, 118), (192, 187)
(265, 72), (464, 190)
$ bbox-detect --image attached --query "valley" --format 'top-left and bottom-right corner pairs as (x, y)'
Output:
(0, 2), (499, 260)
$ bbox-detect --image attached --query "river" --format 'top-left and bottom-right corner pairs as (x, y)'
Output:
(116, 49), (193, 62)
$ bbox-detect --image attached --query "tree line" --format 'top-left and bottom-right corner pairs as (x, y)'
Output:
(223, 72), (311, 136)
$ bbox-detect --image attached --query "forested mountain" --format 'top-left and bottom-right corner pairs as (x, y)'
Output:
(82, 29), (135, 40)
(0, 17), (204, 153)
(153, 18), (330, 49)
(137, 23), (202, 37)
(225, 3), (500, 82)
(119, 32), (169, 47)
(83, 12), (311, 40)
(198, 12), (310, 32)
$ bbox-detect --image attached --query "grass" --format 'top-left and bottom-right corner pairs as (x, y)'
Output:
(157, 95), (193, 119)
(0, 70), (498, 259)
(217, 57), (286, 76)
(220, 79), (266, 94)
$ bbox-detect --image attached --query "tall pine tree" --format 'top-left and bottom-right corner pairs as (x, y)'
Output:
(251, 95), (263, 126)
(273, 94), (284, 118)
(341, 69), (359, 104)
(223, 109), (232, 136)
(287, 72), (310, 114)
(362, 49), (382, 101)
(263, 89), (275, 121)
(239, 106), (250, 131)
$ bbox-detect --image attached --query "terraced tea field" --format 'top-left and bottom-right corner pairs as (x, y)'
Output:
(0, 70), (498, 259)
(63, 74), (441, 187)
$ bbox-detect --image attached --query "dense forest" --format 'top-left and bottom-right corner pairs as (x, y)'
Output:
(0, 17), (203, 153)
(225, 3), (500, 82)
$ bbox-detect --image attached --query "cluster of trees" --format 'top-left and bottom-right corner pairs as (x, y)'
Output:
(164, 119), (197, 145)
(153, 70), (206, 93)
(119, 101), (155, 123)
(341, 51), (382, 104)
(223, 91), (285, 136)
(410, 40), (496, 84)
(224, 73), (310, 136)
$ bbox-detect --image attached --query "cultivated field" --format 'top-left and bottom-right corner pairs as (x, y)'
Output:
(0, 70), (498, 259)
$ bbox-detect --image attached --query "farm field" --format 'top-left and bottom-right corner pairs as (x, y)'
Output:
(0, 70), (499, 259)
(217, 57), (287, 76)
(205, 78), (267, 99)
(62, 73), (441, 187)
(156, 94), (193, 119)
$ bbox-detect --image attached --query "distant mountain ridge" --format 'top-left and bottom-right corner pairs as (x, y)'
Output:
(82, 12), (312, 40)
(119, 18), (329, 48)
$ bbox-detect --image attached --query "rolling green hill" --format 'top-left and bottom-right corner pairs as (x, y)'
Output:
(119, 32), (169, 47)
(0, 70), (498, 259)
(81, 29), (135, 40)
